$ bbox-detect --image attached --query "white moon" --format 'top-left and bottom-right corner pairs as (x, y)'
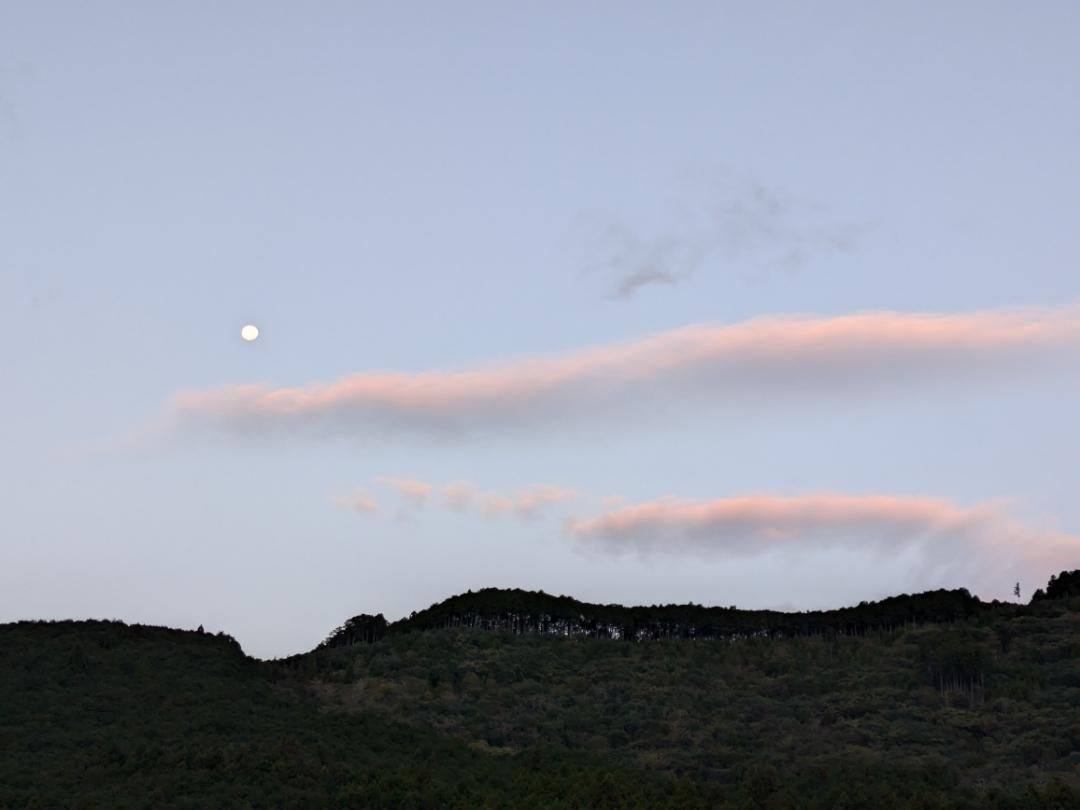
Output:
(241, 324), (260, 342)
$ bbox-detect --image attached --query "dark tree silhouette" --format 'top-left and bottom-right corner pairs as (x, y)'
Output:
(319, 613), (388, 648)
(313, 587), (985, 649)
(1031, 569), (1080, 602)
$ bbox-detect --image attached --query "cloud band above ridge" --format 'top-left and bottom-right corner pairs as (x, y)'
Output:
(172, 306), (1080, 439)
(567, 493), (1080, 594)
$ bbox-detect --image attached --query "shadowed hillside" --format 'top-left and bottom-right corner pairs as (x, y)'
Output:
(3, 573), (1080, 808)
(0, 621), (710, 808)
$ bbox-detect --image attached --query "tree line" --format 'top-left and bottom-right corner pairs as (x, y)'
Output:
(314, 571), (1080, 651)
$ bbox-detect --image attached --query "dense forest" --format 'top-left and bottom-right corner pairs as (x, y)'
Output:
(3, 572), (1080, 808)
(315, 585), (988, 649)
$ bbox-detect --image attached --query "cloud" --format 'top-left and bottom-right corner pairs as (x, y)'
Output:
(441, 481), (578, 519)
(330, 490), (380, 514)
(567, 493), (1080, 594)
(170, 305), (1080, 440)
(441, 481), (476, 512)
(601, 227), (706, 299)
(369, 477), (579, 520)
(375, 476), (432, 505)
(588, 178), (864, 300)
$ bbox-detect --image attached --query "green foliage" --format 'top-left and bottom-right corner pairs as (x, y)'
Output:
(299, 607), (1080, 806)
(915, 626), (992, 702)
(0, 621), (709, 808)
(3, 570), (1079, 807)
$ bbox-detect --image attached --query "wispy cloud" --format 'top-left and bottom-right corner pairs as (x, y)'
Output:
(375, 476), (432, 505)
(330, 489), (380, 514)
(365, 477), (579, 521)
(438, 481), (578, 519)
(567, 493), (1080, 593)
(600, 227), (707, 299)
(171, 306), (1080, 440)
(587, 177), (864, 300)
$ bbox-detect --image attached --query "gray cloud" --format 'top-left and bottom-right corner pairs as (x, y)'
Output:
(588, 176), (866, 300)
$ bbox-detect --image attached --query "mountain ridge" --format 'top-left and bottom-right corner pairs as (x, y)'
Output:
(3, 570), (1079, 807)
(315, 584), (992, 654)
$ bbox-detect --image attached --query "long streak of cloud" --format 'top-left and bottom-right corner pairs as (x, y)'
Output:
(172, 306), (1080, 439)
(567, 493), (1080, 592)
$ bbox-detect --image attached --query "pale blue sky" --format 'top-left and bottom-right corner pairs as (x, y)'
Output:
(2, 2), (1079, 657)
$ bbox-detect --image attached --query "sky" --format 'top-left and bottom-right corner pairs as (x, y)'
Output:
(2, 1), (1079, 658)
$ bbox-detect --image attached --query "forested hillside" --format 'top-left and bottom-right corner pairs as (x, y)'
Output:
(3, 573), (1080, 808)
(0, 621), (694, 808)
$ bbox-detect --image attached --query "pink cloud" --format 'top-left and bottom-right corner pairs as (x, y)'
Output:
(171, 306), (1080, 438)
(567, 493), (1080, 593)
(441, 481), (476, 511)
(436, 480), (578, 518)
(330, 490), (380, 514)
(375, 476), (432, 505)
(475, 483), (579, 519)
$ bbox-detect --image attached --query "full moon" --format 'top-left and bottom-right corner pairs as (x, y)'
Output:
(241, 324), (260, 342)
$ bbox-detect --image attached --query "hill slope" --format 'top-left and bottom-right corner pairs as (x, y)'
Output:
(0, 621), (709, 808)
(4, 574), (1080, 808)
